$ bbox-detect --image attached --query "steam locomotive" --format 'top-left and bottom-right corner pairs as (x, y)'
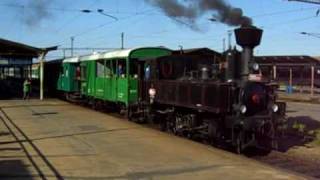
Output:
(132, 26), (286, 153)
(54, 25), (286, 153)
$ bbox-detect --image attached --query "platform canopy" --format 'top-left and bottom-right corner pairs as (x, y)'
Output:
(0, 38), (40, 57)
(0, 38), (57, 67)
(0, 38), (57, 58)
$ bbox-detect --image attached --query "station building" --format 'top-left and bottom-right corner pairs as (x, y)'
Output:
(0, 38), (56, 99)
(256, 56), (320, 95)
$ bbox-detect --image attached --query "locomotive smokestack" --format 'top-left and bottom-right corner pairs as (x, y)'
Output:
(234, 26), (263, 82)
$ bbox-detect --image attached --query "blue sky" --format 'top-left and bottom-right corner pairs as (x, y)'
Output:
(0, 0), (319, 59)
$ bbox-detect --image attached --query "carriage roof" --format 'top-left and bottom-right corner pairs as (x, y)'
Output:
(78, 47), (171, 62)
(63, 56), (80, 63)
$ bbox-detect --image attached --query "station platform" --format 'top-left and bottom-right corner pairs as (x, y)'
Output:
(0, 99), (305, 179)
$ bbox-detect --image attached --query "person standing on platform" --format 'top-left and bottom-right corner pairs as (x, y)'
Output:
(23, 79), (31, 100)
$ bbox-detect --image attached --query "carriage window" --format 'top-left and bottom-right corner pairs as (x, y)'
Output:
(110, 60), (115, 76)
(117, 59), (126, 78)
(81, 65), (87, 80)
(96, 60), (105, 77)
(145, 64), (151, 80)
(65, 67), (68, 78)
(129, 58), (138, 78)
(105, 60), (112, 78)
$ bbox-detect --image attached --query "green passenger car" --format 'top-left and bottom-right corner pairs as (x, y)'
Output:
(80, 47), (171, 108)
(57, 57), (81, 93)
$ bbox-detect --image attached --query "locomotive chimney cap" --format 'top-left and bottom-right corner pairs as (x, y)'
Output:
(235, 25), (263, 48)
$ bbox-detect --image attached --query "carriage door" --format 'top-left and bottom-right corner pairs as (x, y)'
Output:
(104, 60), (113, 101)
(110, 60), (117, 101)
(137, 61), (146, 101)
(80, 63), (87, 95)
(95, 60), (105, 98)
(116, 59), (128, 104)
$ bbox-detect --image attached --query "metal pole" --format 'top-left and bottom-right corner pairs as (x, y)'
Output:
(228, 31), (232, 50)
(223, 38), (226, 52)
(273, 65), (277, 80)
(71, 36), (74, 57)
(300, 67), (304, 94)
(121, 32), (124, 49)
(63, 49), (66, 58)
(311, 66), (315, 96)
(289, 68), (293, 88)
(39, 52), (45, 100)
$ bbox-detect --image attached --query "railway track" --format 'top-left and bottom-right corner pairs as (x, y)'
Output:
(0, 108), (63, 180)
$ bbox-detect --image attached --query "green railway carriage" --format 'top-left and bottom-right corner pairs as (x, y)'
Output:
(57, 57), (81, 94)
(80, 47), (171, 108)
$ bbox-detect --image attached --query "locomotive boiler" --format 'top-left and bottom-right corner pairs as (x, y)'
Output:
(138, 26), (286, 153)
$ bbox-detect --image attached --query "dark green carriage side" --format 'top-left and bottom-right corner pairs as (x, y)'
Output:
(80, 48), (171, 106)
(57, 59), (80, 93)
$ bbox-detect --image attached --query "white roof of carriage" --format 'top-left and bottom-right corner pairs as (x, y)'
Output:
(79, 47), (170, 61)
(100, 48), (135, 59)
(63, 56), (80, 63)
(79, 52), (102, 61)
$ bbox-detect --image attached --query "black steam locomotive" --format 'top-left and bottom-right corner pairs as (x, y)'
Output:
(133, 26), (286, 153)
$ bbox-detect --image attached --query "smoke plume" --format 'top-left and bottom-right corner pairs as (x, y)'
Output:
(23, 0), (55, 27)
(146, 0), (252, 28)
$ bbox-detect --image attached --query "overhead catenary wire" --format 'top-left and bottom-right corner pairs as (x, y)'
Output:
(252, 7), (319, 18)
(261, 15), (318, 29)
(55, 10), (156, 46)
(0, 3), (157, 15)
(3, 1), (320, 57)
(54, 0), (101, 33)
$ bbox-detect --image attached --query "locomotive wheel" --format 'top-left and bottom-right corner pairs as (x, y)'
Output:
(65, 93), (70, 101)
(172, 126), (179, 135)
(127, 107), (133, 121)
(235, 131), (243, 154)
(157, 113), (167, 131)
(236, 138), (242, 154)
(172, 115), (181, 136)
(208, 121), (220, 145)
(91, 100), (97, 110)
(159, 120), (167, 131)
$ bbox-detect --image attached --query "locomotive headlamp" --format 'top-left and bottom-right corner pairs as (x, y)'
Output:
(272, 104), (279, 113)
(252, 63), (260, 71)
(149, 88), (156, 97)
(240, 105), (247, 114)
(149, 88), (156, 104)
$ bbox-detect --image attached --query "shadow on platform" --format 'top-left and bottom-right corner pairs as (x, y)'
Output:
(0, 78), (24, 100)
(277, 116), (320, 152)
(0, 160), (34, 179)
